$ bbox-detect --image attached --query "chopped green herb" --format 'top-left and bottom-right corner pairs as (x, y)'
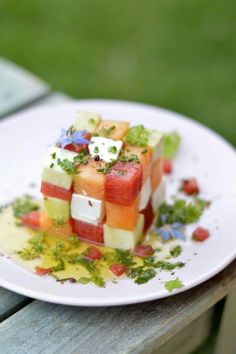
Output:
(94, 146), (99, 154)
(125, 125), (149, 147)
(97, 160), (116, 174)
(118, 170), (127, 176)
(164, 278), (184, 292)
(100, 125), (116, 137)
(57, 158), (76, 175)
(162, 131), (181, 159)
(51, 152), (56, 159)
(108, 146), (118, 154)
(128, 266), (156, 284)
(53, 217), (67, 229)
(52, 259), (65, 272)
(89, 118), (96, 125)
(18, 232), (47, 260)
(104, 249), (136, 267)
(12, 196), (39, 219)
(141, 149), (148, 154)
(50, 163), (54, 168)
(68, 234), (81, 247)
(51, 243), (66, 260)
(77, 277), (91, 284)
(155, 260), (185, 271)
(170, 245), (182, 258)
(119, 153), (140, 163)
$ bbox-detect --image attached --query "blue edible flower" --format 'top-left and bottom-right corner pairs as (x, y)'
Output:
(59, 128), (90, 148)
(155, 216), (185, 241)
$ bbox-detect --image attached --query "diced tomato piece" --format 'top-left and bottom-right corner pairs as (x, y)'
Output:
(84, 246), (102, 260)
(134, 244), (154, 257)
(73, 219), (104, 244)
(105, 161), (142, 206)
(21, 211), (41, 229)
(109, 263), (126, 276)
(163, 159), (173, 174)
(35, 266), (52, 276)
(182, 178), (199, 195)
(141, 199), (154, 233)
(41, 182), (72, 201)
(192, 226), (210, 242)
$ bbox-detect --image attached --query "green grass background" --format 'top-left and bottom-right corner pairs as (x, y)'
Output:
(0, 0), (235, 146)
(0, 1), (235, 352)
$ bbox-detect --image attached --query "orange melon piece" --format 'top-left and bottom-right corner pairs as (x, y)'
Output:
(96, 119), (129, 140)
(105, 197), (139, 231)
(151, 158), (163, 192)
(124, 145), (152, 183)
(40, 211), (73, 239)
(74, 158), (105, 200)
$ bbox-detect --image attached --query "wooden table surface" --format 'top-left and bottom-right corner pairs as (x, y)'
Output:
(0, 58), (235, 354)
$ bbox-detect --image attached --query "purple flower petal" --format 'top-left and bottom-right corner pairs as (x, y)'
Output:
(170, 229), (185, 240)
(60, 136), (73, 148)
(72, 131), (90, 145)
(172, 222), (185, 229)
(157, 228), (170, 241)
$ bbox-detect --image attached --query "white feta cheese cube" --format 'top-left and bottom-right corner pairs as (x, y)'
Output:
(89, 137), (123, 162)
(151, 179), (166, 212)
(139, 178), (151, 211)
(148, 130), (164, 161)
(73, 111), (101, 132)
(71, 193), (105, 224)
(104, 214), (144, 250)
(42, 147), (78, 190)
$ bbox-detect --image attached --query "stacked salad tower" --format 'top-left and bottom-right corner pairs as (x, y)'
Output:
(40, 112), (165, 250)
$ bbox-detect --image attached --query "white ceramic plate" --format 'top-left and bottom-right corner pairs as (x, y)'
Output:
(0, 100), (235, 306)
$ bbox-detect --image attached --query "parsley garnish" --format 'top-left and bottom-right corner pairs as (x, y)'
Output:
(50, 163), (54, 168)
(170, 245), (182, 258)
(128, 267), (156, 284)
(53, 217), (67, 229)
(57, 158), (76, 175)
(157, 198), (209, 226)
(18, 232), (47, 260)
(51, 152), (56, 159)
(119, 153), (140, 163)
(89, 118), (96, 125)
(97, 160), (116, 174)
(164, 278), (184, 292)
(125, 125), (149, 147)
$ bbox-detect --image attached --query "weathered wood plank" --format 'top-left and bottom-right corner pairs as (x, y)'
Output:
(0, 260), (235, 354)
(214, 287), (236, 354)
(0, 288), (31, 323)
(152, 308), (214, 354)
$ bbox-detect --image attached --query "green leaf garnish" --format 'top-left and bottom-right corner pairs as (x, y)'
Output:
(12, 196), (39, 218)
(125, 125), (149, 147)
(157, 198), (209, 226)
(108, 146), (117, 154)
(162, 131), (181, 159)
(99, 125), (116, 137)
(164, 278), (184, 292)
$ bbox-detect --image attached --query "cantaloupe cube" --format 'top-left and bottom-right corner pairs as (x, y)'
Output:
(104, 214), (144, 250)
(105, 197), (139, 231)
(151, 158), (163, 192)
(96, 120), (129, 140)
(40, 211), (73, 239)
(74, 158), (105, 200)
(123, 145), (152, 183)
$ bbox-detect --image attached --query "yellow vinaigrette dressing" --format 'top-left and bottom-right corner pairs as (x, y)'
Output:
(0, 205), (182, 287)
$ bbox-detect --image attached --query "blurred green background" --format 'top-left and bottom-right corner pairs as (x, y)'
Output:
(0, 1), (234, 353)
(0, 0), (235, 146)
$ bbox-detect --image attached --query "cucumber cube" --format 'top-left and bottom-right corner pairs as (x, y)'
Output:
(43, 196), (70, 220)
(73, 112), (101, 132)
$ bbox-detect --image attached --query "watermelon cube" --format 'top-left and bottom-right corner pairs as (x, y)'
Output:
(73, 219), (104, 244)
(105, 161), (142, 206)
(141, 199), (154, 233)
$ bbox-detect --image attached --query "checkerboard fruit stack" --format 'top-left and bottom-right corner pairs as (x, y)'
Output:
(40, 112), (165, 250)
